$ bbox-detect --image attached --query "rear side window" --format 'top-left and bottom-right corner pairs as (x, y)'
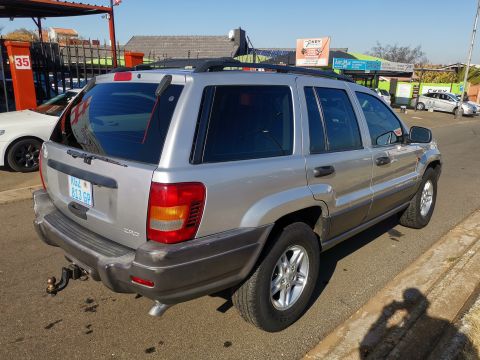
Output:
(51, 82), (183, 164)
(315, 87), (362, 151)
(198, 85), (293, 163)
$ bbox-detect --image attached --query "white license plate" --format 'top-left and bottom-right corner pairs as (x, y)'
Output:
(68, 175), (93, 207)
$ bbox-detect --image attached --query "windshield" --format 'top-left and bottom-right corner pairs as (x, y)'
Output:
(50, 82), (183, 165)
(34, 91), (79, 117)
(379, 89), (389, 96)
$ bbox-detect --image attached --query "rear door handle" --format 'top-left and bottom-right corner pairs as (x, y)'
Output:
(375, 156), (391, 166)
(313, 165), (335, 177)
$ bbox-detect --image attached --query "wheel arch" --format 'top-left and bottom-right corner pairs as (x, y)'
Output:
(4, 135), (44, 167)
(425, 159), (442, 178)
(262, 206), (328, 256)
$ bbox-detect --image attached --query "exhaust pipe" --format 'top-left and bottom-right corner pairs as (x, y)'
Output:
(148, 301), (171, 317)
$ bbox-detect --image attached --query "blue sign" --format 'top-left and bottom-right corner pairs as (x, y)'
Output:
(332, 58), (381, 71)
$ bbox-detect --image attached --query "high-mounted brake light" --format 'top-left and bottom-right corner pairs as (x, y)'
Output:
(147, 182), (206, 244)
(113, 72), (132, 81)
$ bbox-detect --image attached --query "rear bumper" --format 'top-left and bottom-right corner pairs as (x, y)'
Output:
(33, 190), (272, 304)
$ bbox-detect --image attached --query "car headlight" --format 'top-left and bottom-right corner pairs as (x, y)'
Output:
(0, 130), (5, 136)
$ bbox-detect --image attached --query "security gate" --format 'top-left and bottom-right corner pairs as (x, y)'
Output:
(29, 40), (123, 104)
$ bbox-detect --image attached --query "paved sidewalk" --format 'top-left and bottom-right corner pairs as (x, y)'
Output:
(0, 167), (40, 192)
(305, 211), (480, 360)
(0, 185), (42, 205)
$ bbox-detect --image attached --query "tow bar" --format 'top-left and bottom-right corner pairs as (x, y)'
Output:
(46, 264), (87, 296)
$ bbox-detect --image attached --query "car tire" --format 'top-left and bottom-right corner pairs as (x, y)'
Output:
(6, 138), (42, 172)
(232, 222), (320, 332)
(416, 102), (425, 111)
(399, 167), (439, 229)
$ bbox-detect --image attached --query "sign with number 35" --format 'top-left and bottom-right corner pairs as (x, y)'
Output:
(13, 55), (31, 70)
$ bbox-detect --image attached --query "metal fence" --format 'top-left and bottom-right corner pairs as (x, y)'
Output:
(0, 39), (124, 112)
(31, 40), (125, 103)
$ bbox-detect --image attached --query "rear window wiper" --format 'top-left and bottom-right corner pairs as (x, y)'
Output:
(67, 149), (128, 167)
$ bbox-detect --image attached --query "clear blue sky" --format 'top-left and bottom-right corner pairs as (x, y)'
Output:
(1, 0), (479, 64)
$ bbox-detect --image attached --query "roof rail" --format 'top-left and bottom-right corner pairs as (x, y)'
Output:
(194, 59), (353, 82)
(134, 57), (236, 71)
(114, 57), (353, 82)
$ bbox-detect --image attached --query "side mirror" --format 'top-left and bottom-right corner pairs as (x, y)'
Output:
(409, 126), (432, 143)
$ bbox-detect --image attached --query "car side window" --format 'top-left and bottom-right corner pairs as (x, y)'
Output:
(304, 87), (326, 153)
(356, 92), (404, 146)
(314, 87), (362, 152)
(200, 85), (293, 163)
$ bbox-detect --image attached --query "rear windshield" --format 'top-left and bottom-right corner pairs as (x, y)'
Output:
(51, 82), (183, 164)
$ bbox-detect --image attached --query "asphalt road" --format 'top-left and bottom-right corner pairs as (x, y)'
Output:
(1, 112), (480, 360)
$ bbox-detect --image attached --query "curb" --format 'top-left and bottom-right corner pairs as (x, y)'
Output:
(0, 185), (42, 205)
(304, 210), (480, 360)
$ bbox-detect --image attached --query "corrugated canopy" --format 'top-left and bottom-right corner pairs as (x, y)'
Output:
(0, 0), (111, 18)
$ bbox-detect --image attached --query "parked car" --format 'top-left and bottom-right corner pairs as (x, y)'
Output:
(374, 88), (391, 105)
(415, 92), (476, 115)
(0, 89), (81, 172)
(455, 94), (480, 113)
(33, 61), (441, 332)
(52, 78), (90, 94)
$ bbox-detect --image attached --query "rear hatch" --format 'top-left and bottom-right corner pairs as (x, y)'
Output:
(42, 72), (184, 249)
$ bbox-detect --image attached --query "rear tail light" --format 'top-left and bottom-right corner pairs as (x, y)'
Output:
(130, 276), (154, 288)
(39, 146), (46, 190)
(147, 182), (206, 244)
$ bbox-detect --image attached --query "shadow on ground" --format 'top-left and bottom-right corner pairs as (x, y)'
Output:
(359, 288), (477, 359)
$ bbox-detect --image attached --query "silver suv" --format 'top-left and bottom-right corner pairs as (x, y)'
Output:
(33, 60), (441, 332)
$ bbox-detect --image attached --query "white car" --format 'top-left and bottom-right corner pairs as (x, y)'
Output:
(0, 89), (81, 172)
(52, 78), (90, 94)
(374, 88), (391, 105)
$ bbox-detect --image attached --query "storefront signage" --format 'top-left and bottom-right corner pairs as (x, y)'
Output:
(296, 37), (331, 67)
(332, 58), (381, 71)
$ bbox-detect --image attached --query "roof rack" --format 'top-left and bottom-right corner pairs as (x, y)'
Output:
(121, 57), (352, 82)
(193, 59), (353, 82)
(134, 57), (235, 71)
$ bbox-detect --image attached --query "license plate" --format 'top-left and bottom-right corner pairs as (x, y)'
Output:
(68, 175), (93, 207)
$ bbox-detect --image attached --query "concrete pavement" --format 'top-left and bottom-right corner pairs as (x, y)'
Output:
(305, 210), (480, 359)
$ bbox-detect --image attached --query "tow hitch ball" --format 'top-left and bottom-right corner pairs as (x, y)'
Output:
(46, 264), (87, 296)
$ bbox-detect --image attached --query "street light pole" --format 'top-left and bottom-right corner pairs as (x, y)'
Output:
(456, 0), (480, 118)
